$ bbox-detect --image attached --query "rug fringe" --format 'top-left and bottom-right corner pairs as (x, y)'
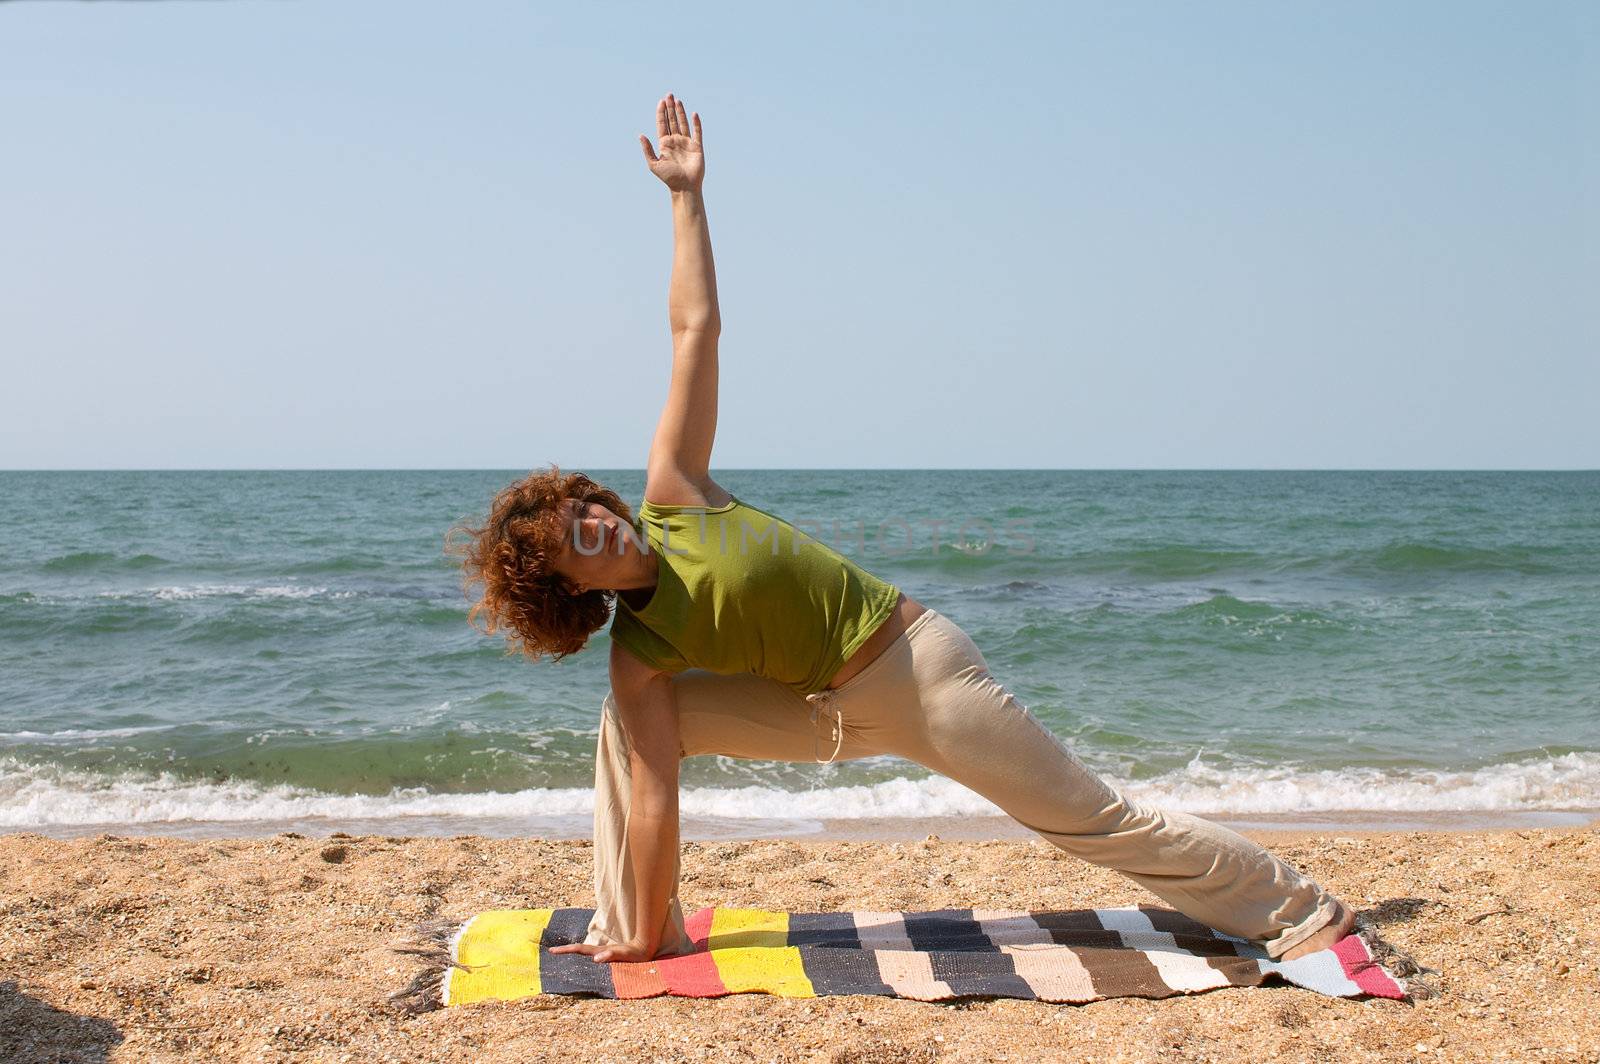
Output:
(1350, 916), (1441, 1001)
(388, 917), (468, 1015)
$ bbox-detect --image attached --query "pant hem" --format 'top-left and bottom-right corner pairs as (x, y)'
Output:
(1262, 896), (1343, 959)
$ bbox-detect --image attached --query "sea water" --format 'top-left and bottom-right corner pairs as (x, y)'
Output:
(1, 469), (1595, 837)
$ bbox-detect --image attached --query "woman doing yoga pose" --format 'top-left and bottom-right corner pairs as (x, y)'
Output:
(454, 94), (1357, 966)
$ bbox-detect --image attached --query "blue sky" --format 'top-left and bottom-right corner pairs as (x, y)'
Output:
(1, 0), (1593, 469)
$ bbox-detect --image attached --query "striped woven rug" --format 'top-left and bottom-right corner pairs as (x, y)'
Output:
(437, 904), (1409, 1007)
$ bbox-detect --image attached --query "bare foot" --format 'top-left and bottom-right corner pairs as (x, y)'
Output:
(1279, 899), (1357, 961)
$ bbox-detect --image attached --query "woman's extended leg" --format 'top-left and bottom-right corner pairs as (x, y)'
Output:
(831, 609), (1347, 959)
(582, 668), (883, 955)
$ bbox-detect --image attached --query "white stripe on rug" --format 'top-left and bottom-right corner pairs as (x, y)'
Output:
(1094, 907), (1233, 992)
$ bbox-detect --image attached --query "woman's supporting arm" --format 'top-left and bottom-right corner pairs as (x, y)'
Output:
(550, 641), (682, 963)
(639, 94), (727, 508)
(608, 646), (678, 953)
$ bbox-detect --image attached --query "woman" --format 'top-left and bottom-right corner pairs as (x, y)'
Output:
(454, 94), (1356, 966)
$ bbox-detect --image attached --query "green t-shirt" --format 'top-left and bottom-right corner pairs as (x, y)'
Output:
(607, 495), (901, 695)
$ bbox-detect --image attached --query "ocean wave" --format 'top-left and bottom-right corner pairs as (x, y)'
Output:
(1337, 542), (1566, 576)
(40, 551), (170, 573)
(1072, 542), (1573, 580)
(1127, 751), (1600, 813)
(904, 546), (1266, 580)
(6, 584), (462, 609)
(1076, 547), (1267, 579)
(1168, 594), (1346, 631)
(1170, 594), (1282, 619)
(285, 555), (389, 575)
(859, 540), (1580, 582)
(97, 584), (353, 602)
(0, 724), (182, 744)
(2, 752), (1596, 829)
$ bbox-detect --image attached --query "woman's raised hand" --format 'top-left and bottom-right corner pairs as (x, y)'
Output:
(640, 93), (704, 192)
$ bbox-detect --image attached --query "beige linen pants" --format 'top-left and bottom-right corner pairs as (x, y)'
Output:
(583, 608), (1342, 960)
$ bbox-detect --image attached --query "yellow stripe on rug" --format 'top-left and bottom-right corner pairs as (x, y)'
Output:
(707, 908), (815, 997)
(446, 909), (554, 1006)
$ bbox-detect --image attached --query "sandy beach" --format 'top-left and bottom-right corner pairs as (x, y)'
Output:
(2, 823), (1596, 1063)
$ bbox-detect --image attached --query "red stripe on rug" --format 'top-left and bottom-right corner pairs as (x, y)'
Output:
(685, 906), (716, 950)
(657, 950), (728, 997)
(1333, 934), (1406, 998)
(609, 960), (670, 999)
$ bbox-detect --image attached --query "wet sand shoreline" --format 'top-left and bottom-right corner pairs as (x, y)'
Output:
(14, 808), (1597, 843)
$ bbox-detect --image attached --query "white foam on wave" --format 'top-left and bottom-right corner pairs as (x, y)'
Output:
(0, 724), (182, 743)
(96, 584), (350, 602)
(0, 760), (592, 828)
(1, 752), (1596, 829)
(11, 584), (365, 605)
(1129, 750), (1600, 813)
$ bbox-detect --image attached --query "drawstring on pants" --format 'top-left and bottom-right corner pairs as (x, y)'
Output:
(805, 689), (845, 764)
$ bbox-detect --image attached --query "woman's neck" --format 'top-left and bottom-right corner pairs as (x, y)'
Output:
(614, 552), (660, 604)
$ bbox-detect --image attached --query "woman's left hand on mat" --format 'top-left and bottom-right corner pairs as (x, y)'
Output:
(549, 939), (657, 964)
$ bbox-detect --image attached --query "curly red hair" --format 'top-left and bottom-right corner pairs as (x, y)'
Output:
(446, 466), (634, 661)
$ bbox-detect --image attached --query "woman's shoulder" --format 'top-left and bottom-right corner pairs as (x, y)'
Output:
(639, 471), (733, 512)
(637, 479), (741, 531)
(639, 493), (740, 517)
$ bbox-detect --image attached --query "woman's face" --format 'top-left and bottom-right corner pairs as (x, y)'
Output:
(549, 498), (649, 593)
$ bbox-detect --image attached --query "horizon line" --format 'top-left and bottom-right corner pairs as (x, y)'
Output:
(2, 466), (1597, 474)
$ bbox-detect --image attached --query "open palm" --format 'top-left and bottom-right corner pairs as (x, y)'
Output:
(639, 93), (704, 192)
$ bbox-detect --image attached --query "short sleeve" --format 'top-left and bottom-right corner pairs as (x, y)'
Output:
(608, 605), (690, 673)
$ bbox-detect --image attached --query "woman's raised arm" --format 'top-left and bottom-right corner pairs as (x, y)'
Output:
(639, 94), (728, 508)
